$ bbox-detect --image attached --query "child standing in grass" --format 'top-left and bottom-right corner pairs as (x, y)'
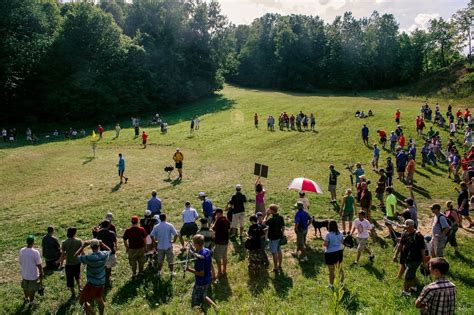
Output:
(350, 210), (374, 264)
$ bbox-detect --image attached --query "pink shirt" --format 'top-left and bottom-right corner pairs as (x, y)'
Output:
(256, 190), (266, 204)
(19, 247), (42, 280)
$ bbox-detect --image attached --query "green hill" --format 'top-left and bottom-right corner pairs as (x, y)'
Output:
(0, 85), (473, 314)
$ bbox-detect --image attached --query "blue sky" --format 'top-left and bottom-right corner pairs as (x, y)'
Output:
(216, 0), (469, 32)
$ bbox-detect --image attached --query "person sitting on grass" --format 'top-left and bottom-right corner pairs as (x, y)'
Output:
(19, 235), (44, 307)
(185, 234), (218, 312)
(416, 257), (456, 315)
(293, 201), (311, 262)
(324, 220), (344, 290)
(340, 189), (355, 235)
(350, 210), (374, 265)
(179, 202), (199, 251)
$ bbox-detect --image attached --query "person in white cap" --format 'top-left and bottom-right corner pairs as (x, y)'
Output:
(230, 184), (247, 238)
(173, 148), (184, 180)
(198, 192), (214, 224)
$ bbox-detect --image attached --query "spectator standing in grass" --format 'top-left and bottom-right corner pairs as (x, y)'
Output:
(123, 216), (147, 278)
(372, 144), (380, 170)
(350, 210), (374, 265)
(179, 202), (199, 250)
(212, 208), (230, 277)
(395, 109), (401, 124)
(190, 117), (195, 133)
(293, 201), (311, 262)
(375, 169), (386, 209)
(264, 204), (285, 272)
(173, 148), (184, 180)
(19, 235), (43, 307)
(254, 113), (258, 128)
(324, 220), (344, 290)
(353, 163), (365, 185)
(117, 153), (128, 184)
(197, 218), (214, 250)
(98, 125), (104, 139)
(199, 192), (214, 224)
(60, 227), (83, 298)
(141, 131), (148, 149)
(150, 214), (178, 277)
(416, 257), (456, 315)
(385, 157), (394, 187)
(255, 178), (266, 213)
(194, 115), (200, 130)
(444, 201), (460, 254)
(340, 189), (355, 235)
(96, 220), (117, 287)
(361, 124), (369, 146)
(406, 155), (416, 186)
(147, 190), (162, 216)
(42, 226), (61, 270)
(230, 184), (247, 239)
(115, 123), (120, 138)
(430, 204), (450, 258)
(297, 191), (310, 211)
(457, 182), (473, 228)
(328, 165), (340, 203)
(310, 113), (316, 131)
(75, 239), (110, 315)
(256, 212), (269, 265)
(247, 215), (264, 272)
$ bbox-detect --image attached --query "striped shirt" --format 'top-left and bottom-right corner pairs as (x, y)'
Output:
(77, 251), (109, 286)
(417, 278), (456, 315)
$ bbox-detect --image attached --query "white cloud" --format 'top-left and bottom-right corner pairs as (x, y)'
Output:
(405, 13), (440, 33)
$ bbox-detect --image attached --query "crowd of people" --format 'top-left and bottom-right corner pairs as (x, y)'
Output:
(17, 102), (473, 314)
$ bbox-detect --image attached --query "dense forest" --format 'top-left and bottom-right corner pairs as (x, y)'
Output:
(1, 0), (472, 123)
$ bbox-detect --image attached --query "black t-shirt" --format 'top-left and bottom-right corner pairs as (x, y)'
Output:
(401, 231), (425, 263)
(266, 214), (285, 240)
(247, 223), (263, 250)
(97, 228), (117, 254)
(329, 170), (340, 185)
(230, 192), (247, 214)
(213, 216), (230, 245)
(458, 189), (469, 211)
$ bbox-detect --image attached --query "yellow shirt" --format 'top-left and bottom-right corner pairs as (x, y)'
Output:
(173, 152), (183, 162)
(385, 194), (397, 217)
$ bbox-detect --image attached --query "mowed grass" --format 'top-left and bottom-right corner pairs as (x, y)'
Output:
(0, 85), (473, 314)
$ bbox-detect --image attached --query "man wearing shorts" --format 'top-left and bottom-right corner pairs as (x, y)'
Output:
(212, 208), (230, 277)
(230, 184), (247, 238)
(361, 124), (369, 146)
(19, 235), (44, 306)
(150, 214), (178, 277)
(430, 204), (450, 258)
(179, 202), (199, 250)
(264, 204), (285, 272)
(60, 227), (82, 297)
(123, 216), (147, 277)
(75, 239), (111, 315)
(117, 153), (128, 184)
(350, 210), (374, 264)
(328, 165), (340, 203)
(173, 148), (184, 180)
(141, 131), (148, 148)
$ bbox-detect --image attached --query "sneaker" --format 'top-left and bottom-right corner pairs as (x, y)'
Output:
(401, 290), (411, 297)
(327, 284), (335, 290)
(125, 177), (128, 183)
(369, 254), (375, 262)
(170, 271), (177, 277)
(410, 286), (418, 293)
(300, 256), (309, 262)
(352, 261), (358, 265)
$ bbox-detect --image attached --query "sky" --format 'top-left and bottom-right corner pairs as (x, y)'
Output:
(214, 0), (470, 32)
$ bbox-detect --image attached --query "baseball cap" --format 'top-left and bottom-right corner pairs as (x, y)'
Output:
(236, 184), (242, 190)
(105, 212), (113, 221)
(404, 198), (414, 205)
(386, 156), (392, 160)
(144, 210), (152, 216)
(295, 201), (304, 208)
(90, 239), (100, 248)
(198, 192), (206, 197)
(131, 216), (139, 224)
(153, 215), (160, 221)
(26, 235), (35, 244)
(176, 148), (180, 151)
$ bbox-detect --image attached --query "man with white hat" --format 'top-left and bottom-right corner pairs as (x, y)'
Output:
(230, 184), (247, 239)
(198, 192), (214, 224)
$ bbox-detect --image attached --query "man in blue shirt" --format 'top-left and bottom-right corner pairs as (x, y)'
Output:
(353, 163), (365, 184)
(372, 144), (380, 170)
(186, 234), (217, 312)
(361, 124), (369, 146)
(75, 239), (110, 315)
(147, 190), (162, 216)
(198, 192), (214, 224)
(117, 153), (128, 184)
(396, 147), (408, 182)
(293, 201), (312, 262)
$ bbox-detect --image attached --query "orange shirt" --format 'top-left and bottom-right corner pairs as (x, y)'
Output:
(406, 160), (416, 174)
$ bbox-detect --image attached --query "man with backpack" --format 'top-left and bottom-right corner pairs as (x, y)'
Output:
(430, 204), (450, 258)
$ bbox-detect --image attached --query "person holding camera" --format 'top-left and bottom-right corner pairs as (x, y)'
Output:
(75, 239), (111, 315)
(19, 235), (44, 307)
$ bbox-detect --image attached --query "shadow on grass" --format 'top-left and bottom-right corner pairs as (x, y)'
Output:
(82, 156), (95, 165)
(272, 270), (293, 298)
(362, 263), (386, 280)
(449, 270), (474, 286)
(452, 251), (474, 265)
(411, 184), (431, 198)
(414, 169), (430, 179)
(111, 182), (122, 193)
(298, 247), (325, 279)
(342, 288), (360, 313)
(392, 191), (407, 206)
(230, 239), (247, 262)
(56, 295), (75, 314)
(247, 269), (270, 296)
(214, 275), (233, 302)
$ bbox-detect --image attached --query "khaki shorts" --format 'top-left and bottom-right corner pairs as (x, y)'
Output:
(357, 237), (369, 252)
(231, 212), (245, 229)
(127, 247), (145, 266)
(213, 244), (228, 261)
(296, 230), (307, 250)
(105, 253), (117, 269)
(431, 235), (447, 257)
(21, 279), (40, 292)
(157, 248), (174, 265)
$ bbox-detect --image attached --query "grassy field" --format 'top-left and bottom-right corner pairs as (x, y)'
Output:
(0, 85), (473, 314)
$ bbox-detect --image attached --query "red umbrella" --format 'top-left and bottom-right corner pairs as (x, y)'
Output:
(288, 178), (323, 194)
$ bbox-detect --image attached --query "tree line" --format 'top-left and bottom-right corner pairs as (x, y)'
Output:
(1, 0), (472, 124)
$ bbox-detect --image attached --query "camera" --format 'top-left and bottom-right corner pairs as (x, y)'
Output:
(345, 164), (354, 171)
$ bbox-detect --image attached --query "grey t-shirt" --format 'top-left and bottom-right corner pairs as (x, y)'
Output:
(407, 206), (418, 226)
(432, 214), (450, 236)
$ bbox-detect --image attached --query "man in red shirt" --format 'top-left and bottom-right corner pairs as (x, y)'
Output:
(123, 216), (147, 277)
(464, 108), (470, 121)
(212, 208), (230, 277)
(98, 125), (104, 139)
(141, 131), (148, 149)
(377, 130), (387, 148)
(395, 109), (401, 124)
